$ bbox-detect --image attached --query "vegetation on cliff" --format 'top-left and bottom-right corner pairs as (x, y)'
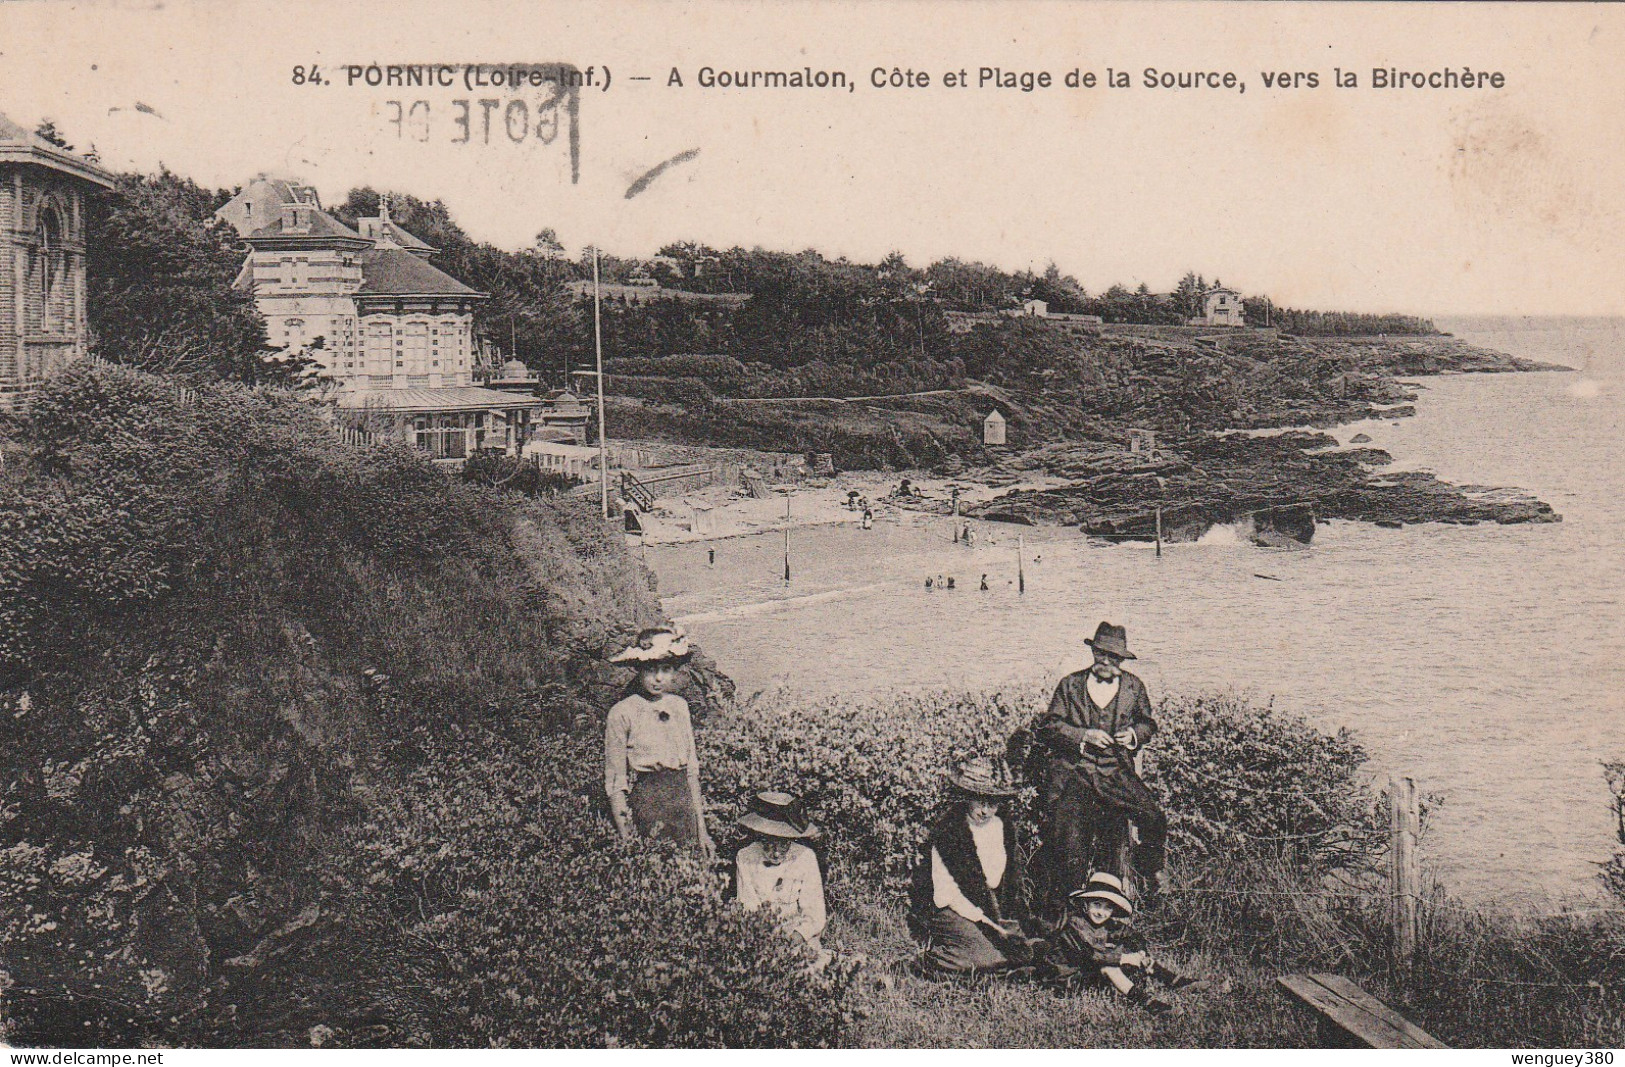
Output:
(0, 364), (831, 1046)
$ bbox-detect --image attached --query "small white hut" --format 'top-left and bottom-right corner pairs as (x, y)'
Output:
(982, 409), (1007, 446)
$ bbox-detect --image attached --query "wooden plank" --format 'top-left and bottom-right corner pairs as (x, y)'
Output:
(1277, 974), (1447, 1049)
(1311, 974), (1448, 1049)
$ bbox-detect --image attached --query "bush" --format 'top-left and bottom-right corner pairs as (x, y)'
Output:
(1606, 760), (1625, 904)
(698, 686), (1384, 890)
(0, 363), (669, 1045)
(460, 451), (582, 497)
(217, 728), (854, 1048)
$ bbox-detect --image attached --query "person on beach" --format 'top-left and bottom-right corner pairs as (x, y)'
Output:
(604, 625), (714, 857)
(1022, 622), (1168, 917)
(1045, 872), (1201, 1013)
(980, 574), (990, 592)
(736, 791), (830, 967)
(909, 757), (1036, 976)
(946, 576), (956, 590)
(925, 576), (935, 591)
(862, 507), (874, 530)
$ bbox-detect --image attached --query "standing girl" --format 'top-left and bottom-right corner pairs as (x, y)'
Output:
(604, 625), (714, 857)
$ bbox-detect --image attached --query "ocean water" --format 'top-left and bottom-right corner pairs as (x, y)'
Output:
(650, 317), (1625, 905)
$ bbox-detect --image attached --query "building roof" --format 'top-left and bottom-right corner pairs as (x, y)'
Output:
(358, 216), (437, 253)
(984, 409), (1006, 423)
(246, 209), (368, 242)
(356, 246), (485, 298)
(256, 178), (322, 207)
(335, 386), (540, 413)
(0, 111), (114, 188)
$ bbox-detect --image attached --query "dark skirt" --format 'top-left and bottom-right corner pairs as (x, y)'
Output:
(916, 907), (1011, 974)
(629, 768), (702, 848)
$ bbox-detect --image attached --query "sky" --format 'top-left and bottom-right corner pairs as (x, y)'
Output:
(2, 0), (1622, 316)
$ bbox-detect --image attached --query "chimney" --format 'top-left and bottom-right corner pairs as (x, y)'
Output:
(283, 202), (311, 233)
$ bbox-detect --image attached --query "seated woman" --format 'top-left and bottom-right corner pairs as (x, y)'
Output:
(604, 625), (714, 857)
(908, 756), (1034, 975)
(735, 791), (829, 967)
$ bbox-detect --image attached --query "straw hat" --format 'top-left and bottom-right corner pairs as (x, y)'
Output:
(949, 756), (1017, 798)
(737, 791), (818, 839)
(1084, 621), (1136, 661)
(609, 625), (692, 665)
(1071, 871), (1134, 917)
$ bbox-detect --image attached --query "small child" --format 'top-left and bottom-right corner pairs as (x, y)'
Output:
(1048, 872), (1201, 1013)
(735, 791), (830, 970)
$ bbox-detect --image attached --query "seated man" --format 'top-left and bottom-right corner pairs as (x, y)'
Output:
(1025, 621), (1169, 918)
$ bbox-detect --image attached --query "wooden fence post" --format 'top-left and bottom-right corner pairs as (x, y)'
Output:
(1389, 775), (1420, 968)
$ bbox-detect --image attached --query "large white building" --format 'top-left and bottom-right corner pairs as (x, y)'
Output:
(216, 179), (538, 458)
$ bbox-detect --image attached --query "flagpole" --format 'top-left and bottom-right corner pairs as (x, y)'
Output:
(592, 245), (609, 521)
(1017, 532), (1026, 594)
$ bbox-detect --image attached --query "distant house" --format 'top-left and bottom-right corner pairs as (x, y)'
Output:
(1021, 298), (1049, 318)
(1128, 427), (1157, 456)
(1198, 287), (1246, 327)
(982, 409), (1007, 446)
(0, 111), (114, 409)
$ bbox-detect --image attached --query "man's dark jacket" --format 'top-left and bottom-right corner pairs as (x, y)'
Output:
(1029, 669), (1157, 807)
(908, 804), (1031, 924)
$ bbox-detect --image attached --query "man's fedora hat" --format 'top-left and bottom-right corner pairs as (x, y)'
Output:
(1084, 621), (1136, 661)
(1071, 871), (1134, 917)
(949, 756), (1018, 798)
(610, 625), (692, 665)
(737, 791), (818, 839)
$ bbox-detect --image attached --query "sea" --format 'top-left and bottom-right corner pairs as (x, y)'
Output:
(648, 316), (1625, 906)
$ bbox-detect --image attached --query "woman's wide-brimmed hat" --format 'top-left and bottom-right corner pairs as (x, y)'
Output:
(949, 756), (1018, 798)
(1084, 621), (1136, 661)
(1071, 871), (1134, 917)
(737, 791), (818, 839)
(610, 625), (692, 665)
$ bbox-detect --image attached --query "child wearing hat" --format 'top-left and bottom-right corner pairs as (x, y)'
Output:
(604, 625), (714, 857)
(735, 791), (828, 965)
(1048, 872), (1200, 1013)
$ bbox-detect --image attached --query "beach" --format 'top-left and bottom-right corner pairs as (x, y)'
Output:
(649, 316), (1625, 905)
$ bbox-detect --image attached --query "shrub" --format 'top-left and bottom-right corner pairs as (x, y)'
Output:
(221, 728), (855, 1048)
(0, 363), (669, 1045)
(1606, 760), (1625, 904)
(459, 451), (582, 497)
(698, 686), (1384, 891)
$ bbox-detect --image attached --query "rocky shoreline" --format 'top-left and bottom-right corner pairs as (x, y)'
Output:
(964, 430), (1561, 543)
(954, 336), (1570, 543)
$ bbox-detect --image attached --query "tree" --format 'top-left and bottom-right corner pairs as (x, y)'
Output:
(532, 228), (566, 260)
(86, 170), (284, 384)
(33, 119), (71, 150)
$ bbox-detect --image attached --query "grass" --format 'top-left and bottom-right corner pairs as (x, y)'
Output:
(826, 877), (1314, 1048)
(816, 862), (1625, 1048)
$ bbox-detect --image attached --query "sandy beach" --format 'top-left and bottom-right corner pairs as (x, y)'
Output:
(632, 468), (1069, 545)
